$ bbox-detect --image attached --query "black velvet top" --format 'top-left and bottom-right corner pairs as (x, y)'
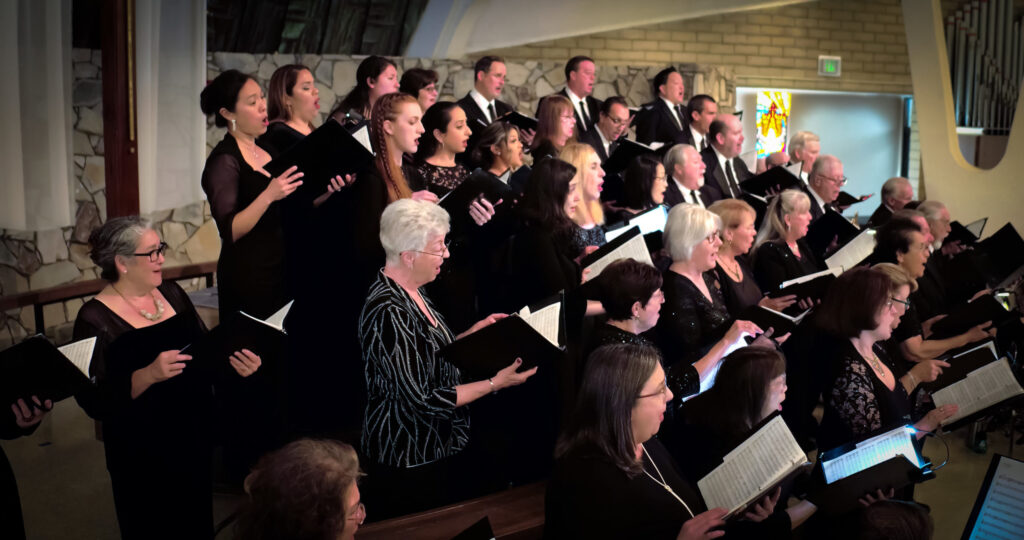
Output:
(713, 255), (764, 318)
(200, 132), (287, 319)
(586, 324), (700, 401)
(751, 239), (824, 293)
(656, 270), (732, 367)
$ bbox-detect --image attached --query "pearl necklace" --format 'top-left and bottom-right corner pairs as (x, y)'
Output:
(112, 285), (165, 321)
(641, 444), (695, 518)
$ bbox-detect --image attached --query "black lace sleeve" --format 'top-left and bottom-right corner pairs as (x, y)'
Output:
(71, 302), (134, 420)
(828, 357), (883, 437)
(200, 150), (243, 246)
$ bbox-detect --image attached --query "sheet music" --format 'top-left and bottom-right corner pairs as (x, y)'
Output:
(351, 125), (373, 154)
(697, 416), (807, 513)
(822, 426), (920, 484)
(825, 229), (876, 270)
(519, 302), (561, 348)
(965, 217), (987, 238)
(629, 206), (669, 236)
(785, 161), (803, 177)
(264, 300), (294, 332)
(779, 266), (842, 289)
(738, 149), (758, 172)
(604, 226), (631, 242)
(932, 358), (1024, 424)
(57, 337), (96, 378)
(648, 142), (666, 151)
(583, 232), (653, 280)
(967, 456), (1024, 539)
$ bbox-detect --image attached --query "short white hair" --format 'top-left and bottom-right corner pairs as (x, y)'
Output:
(881, 176), (911, 199)
(788, 130), (819, 158)
(663, 144), (691, 176)
(380, 199), (450, 265)
(917, 199), (947, 223)
(664, 204), (722, 262)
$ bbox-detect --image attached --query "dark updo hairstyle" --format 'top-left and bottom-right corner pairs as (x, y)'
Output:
(234, 438), (363, 540)
(680, 347), (786, 446)
(88, 216), (154, 282)
(399, 68), (438, 96)
(470, 121), (520, 170)
(200, 69), (257, 128)
(600, 259), (663, 320)
(556, 343), (663, 477)
(850, 500), (934, 540)
(519, 157), (577, 235)
(621, 155), (661, 210)
(267, 64), (311, 123)
(414, 101), (460, 162)
(870, 216), (922, 265)
(330, 55), (397, 120)
(813, 267), (891, 338)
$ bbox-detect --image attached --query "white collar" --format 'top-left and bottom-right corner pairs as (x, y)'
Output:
(596, 126), (612, 154)
(565, 86), (585, 105)
(800, 170), (809, 184)
(672, 174), (703, 206)
(469, 88), (496, 120)
(808, 184), (828, 211)
(689, 125), (704, 147)
(712, 145), (730, 172)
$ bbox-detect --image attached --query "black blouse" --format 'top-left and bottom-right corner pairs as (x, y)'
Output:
(257, 121), (305, 156)
(531, 139), (560, 160)
(410, 161), (469, 196)
(200, 133), (287, 319)
(586, 324), (700, 400)
(568, 224), (607, 259)
(713, 256), (764, 318)
(359, 271), (466, 468)
(817, 341), (913, 451)
(751, 239), (824, 293)
(656, 270), (732, 368)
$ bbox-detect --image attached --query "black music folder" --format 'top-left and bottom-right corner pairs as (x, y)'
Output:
(438, 171), (510, 215)
(439, 294), (565, 380)
(928, 294), (1012, 340)
(976, 222), (1024, 288)
(738, 304), (811, 337)
(180, 303), (290, 376)
(499, 111), (538, 132)
(697, 415), (812, 518)
(805, 210), (860, 259)
(960, 454), (1024, 539)
(947, 220), (980, 246)
(264, 118), (374, 195)
(928, 340), (998, 389)
(834, 191), (870, 208)
(768, 268), (841, 316)
(603, 139), (663, 174)
(811, 425), (932, 515)
(739, 166), (802, 197)
(0, 335), (96, 404)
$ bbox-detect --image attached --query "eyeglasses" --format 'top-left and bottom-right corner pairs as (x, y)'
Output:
(560, 114), (576, 121)
(889, 297), (911, 310)
(409, 239), (451, 258)
(133, 242), (168, 262)
(637, 382), (668, 399)
(608, 116), (630, 126)
(705, 230), (721, 244)
(818, 174), (848, 187)
(346, 502), (366, 526)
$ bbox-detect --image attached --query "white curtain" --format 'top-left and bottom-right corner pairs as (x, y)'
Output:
(0, 0), (74, 230)
(135, 0), (207, 214)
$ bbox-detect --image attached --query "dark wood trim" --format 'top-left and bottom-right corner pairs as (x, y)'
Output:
(101, 0), (139, 218)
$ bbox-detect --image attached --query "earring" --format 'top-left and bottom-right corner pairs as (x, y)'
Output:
(231, 118), (237, 131)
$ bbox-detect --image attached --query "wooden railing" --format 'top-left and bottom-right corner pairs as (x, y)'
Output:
(0, 261), (217, 331)
(356, 482), (546, 540)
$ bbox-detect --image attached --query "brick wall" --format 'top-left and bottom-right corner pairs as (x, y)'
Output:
(483, 0), (912, 94)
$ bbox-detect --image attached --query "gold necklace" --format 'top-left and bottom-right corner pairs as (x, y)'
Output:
(718, 255), (742, 281)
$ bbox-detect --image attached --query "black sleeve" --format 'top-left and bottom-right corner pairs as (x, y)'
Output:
(200, 151), (243, 246)
(635, 110), (657, 145)
(752, 243), (790, 292)
(71, 304), (133, 420)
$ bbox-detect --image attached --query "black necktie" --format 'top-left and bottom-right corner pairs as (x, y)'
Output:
(674, 105), (685, 130)
(579, 100), (591, 129)
(487, 102), (497, 123)
(700, 137), (709, 151)
(724, 161), (741, 198)
(691, 190), (702, 206)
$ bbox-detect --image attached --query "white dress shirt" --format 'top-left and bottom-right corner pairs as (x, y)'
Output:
(469, 88), (496, 122)
(673, 175), (704, 208)
(566, 87), (590, 127)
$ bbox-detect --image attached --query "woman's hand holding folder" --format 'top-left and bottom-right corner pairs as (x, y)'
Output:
(11, 396), (51, 428)
(228, 349), (262, 378)
(261, 165), (303, 202)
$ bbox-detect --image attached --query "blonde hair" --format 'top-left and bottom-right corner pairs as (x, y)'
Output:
(560, 142), (604, 226)
(872, 262), (919, 293)
(754, 189), (810, 247)
(664, 204), (722, 262)
(708, 198), (756, 231)
(788, 130), (820, 159)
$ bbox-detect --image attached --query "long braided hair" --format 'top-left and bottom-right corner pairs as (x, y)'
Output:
(370, 93), (419, 202)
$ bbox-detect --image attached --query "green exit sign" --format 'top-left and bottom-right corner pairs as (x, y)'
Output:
(818, 55), (842, 77)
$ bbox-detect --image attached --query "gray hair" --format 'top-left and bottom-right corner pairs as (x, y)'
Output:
(88, 216), (155, 282)
(788, 130), (820, 159)
(809, 154), (841, 181)
(881, 176), (911, 199)
(664, 204), (722, 262)
(755, 189), (810, 247)
(916, 200), (947, 223)
(662, 144), (694, 179)
(379, 199), (451, 265)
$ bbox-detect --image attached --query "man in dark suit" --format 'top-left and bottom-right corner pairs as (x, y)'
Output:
(636, 67), (691, 147)
(663, 143), (714, 208)
(456, 56), (524, 164)
(685, 94), (717, 152)
(537, 56), (601, 136)
(700, 114), (751, 200)
(805, 155), (845, 221)
(866, 176), (914, 227)
(578, 96), (630, 163)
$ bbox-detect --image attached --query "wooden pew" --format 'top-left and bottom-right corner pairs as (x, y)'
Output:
(356, 482), (546, 540)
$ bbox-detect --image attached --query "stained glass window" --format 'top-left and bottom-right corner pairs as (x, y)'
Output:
(755, 91), (791, 159)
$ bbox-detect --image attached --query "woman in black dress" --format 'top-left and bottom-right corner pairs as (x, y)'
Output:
(199, 69), (303, 320)
(545, 343), (791, 539)
(530, 94), (575, 159)
(751, 189), (824, 293)
(328, 56), (399, 123)
(708, 199), (797, 317)
(560, 142), (607, 255)
(2, 397), (49, 540)
(259, 64), (319, 155)
(72, 217), (261, 540)
(399, 67), (439, 114)
(611, 155), (667, 224)
(411, 101), (473, 196)
(655, 204), (767, 397)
